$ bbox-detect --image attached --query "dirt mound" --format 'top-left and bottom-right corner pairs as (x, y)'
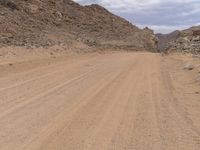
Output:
(0, 0), (157, 51)
(166, 26), (200, 54)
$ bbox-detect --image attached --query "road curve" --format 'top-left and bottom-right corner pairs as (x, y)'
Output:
(0, 52), (200, 150)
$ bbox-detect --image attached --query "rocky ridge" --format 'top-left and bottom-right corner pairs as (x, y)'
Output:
(166, 26), (200, 54)
(0, 0), (157, 51)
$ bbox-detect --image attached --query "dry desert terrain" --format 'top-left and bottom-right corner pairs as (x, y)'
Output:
(0, 51), (200, 150)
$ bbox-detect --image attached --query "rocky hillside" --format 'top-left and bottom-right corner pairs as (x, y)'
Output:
(167, 26), (200, 54)
(0, 0), (157, 51)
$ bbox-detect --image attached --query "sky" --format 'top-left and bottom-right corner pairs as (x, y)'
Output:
(74, 0), (200, 34)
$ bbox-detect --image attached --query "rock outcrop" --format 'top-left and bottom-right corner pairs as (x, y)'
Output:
(166, 26), (200, 54)
(0, 0), (157, 51)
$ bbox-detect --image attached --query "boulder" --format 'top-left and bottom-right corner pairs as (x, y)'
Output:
(184, 63), (194, 70)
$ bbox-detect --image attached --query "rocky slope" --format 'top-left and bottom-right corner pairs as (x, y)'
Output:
(0, 0), (157, 51)
(166, 26), (200, 54)
(156, 30), (180, 52)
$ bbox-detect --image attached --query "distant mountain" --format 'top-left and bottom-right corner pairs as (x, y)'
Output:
(156, 30), (180, 52)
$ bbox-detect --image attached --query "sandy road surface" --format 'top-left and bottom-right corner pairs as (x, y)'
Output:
(0, 52), (200, 150)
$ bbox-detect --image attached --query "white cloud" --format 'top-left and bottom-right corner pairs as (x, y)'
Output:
(75, 0), (160, 12)
(179, 2), (200, 17)
(74, 0), (200, 33)
(137, 24), (190, 33)
(75, 0), (200, 12)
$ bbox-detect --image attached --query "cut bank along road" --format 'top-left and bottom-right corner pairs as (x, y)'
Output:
(0, 52), (200, 150)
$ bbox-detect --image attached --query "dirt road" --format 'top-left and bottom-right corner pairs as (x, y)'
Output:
(0, 52), (200, 150)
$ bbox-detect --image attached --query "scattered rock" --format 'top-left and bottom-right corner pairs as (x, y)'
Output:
(0, 0), (18, 10)
(166, 26), (200, 54)
(184, 63), (194, 70)
(0, 12), (5, 15)
(8, 63), (13, 66)
(192, 55), (200, 58)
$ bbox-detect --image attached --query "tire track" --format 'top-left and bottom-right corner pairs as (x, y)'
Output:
(0, 68), (95, 119)
(0, 57), (98, 91)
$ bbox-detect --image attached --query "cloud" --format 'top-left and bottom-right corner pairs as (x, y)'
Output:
(74, 0), (200, 33)
(75, 0), (200, 12)
(75, 0), (160, 12)
(137, 24), (190, 34)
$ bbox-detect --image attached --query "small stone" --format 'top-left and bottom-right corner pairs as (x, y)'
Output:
(8, 63), (13, 66)
(0, 12), (5, 15)
(184, 63), (194, 70)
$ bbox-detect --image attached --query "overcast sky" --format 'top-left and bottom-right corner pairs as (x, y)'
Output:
(74, 0), (200, 34)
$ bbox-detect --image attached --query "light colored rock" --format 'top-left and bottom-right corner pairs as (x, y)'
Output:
(184, 63), (194, 70)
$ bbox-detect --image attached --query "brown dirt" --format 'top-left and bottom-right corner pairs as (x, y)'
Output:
(0, 51), (200, 150)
